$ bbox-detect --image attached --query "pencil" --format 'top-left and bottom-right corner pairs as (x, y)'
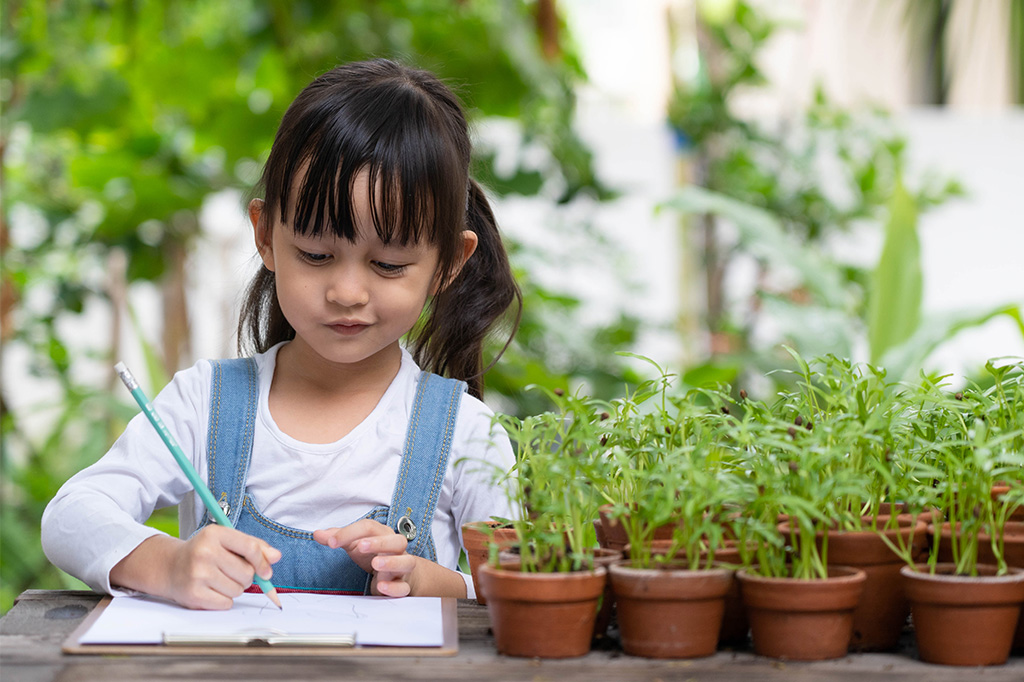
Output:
(114, 361), (282, 610)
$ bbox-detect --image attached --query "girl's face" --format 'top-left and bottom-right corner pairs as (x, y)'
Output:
(251, 170), (476, 370)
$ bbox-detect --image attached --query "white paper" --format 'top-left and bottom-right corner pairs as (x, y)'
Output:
(79, 593), (444, 647)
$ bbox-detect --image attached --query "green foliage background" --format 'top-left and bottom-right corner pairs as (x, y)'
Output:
(0, 0), (642, 613)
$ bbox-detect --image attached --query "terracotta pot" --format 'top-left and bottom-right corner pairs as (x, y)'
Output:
(820, 518), (927, 651)
(609, 561), (733, 658)
(462, 521), (517, 605)
(596, 504), (678, 553)
(933, 521), (1023, 569)
(901, 563), (1024, 666)
(975, 522), (1024, 651)
(709, 544), (749, 647)
(1002, 523), (1024, 650)
(479, 562), (607, 658)
(495, 546), (622, 640)
(876, 503), (943, 525)
(590, 547), (624, 640)
(992, 484), (1024, 522)
(736, 566), (866, 661)
(635, 539), (749, 646)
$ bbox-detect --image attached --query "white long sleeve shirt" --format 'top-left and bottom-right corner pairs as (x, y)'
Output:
(41, 343), (516, 599)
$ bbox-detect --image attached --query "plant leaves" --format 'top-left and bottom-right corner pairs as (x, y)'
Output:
(868, 180), (922, 364)
(881, 304), (1024, 381)
(660, 185), (850, 308)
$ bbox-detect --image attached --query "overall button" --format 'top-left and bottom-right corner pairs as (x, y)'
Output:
(396, 515), (417, 541)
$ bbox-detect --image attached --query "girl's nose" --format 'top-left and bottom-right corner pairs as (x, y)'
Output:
(325, 268), (370, 307)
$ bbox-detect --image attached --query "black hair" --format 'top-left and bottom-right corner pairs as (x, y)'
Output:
(237, 59), (521, 398)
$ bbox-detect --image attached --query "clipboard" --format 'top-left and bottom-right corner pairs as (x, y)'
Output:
(62, 596), (459, 657)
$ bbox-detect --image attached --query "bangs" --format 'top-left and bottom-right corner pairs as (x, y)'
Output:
(259, 67), (470, 254)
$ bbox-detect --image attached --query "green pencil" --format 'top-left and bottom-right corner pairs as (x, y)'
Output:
(114, 361), (282, 610)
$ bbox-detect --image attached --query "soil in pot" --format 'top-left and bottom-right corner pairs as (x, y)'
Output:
(462, 521), (517, 605)
(818, 517), (927, 651)
(609, 561), (733, 658)
(901, 563), (1024, 666)
(479, 561), (607, 659)
(736, 566), (866, 661)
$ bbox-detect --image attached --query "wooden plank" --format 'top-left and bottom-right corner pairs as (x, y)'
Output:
(1, 591), (1023, 682)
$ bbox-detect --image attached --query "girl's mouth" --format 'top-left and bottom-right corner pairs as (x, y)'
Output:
(328, 322), (369, 336)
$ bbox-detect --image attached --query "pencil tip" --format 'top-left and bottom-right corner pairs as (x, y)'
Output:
(268, 589), (283, 610)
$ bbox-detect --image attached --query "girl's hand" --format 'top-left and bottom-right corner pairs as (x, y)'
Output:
(110, 526), (281, 610)
(313, 519), (417, 597)
(313, 520), (469, 598)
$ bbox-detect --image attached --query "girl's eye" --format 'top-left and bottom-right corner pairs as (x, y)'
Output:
(298, 250), (331, 264)
(373, 261), (407, 276)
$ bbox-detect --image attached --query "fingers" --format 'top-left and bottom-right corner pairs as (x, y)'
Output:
(371, 553), (417, 597)
(171, 525), (282, 609)
(217, 526), (282, 581)
(314, 519), (411, 588)
(314, 519), (399, 551)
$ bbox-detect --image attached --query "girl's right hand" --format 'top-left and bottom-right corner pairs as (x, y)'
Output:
(109, 526), (281, 610)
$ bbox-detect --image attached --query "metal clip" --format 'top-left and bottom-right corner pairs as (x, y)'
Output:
(396, 515), (417, 541)
(218, 493), (231, 518)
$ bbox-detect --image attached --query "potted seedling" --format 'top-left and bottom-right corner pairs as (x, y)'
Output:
(604, 379), (742, 659)
(725, 368), (869, 662)
(594, 363), (684, 554)
(774, 351), (929, 651)
(479, 388), (608, 659)
(894, 363), (1024, 666)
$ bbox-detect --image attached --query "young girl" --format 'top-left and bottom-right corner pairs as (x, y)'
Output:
(41, 59), (522, 609)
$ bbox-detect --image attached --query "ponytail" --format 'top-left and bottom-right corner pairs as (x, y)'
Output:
(410, 180), (522, 399)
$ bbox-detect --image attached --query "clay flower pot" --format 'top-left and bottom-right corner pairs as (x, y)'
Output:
(478, 562), (607, 658)
(901, 563), (1024, 666)
(736, 566), (866, 661)
(822, 517), (928, 651)
(709, 544), (750, 647)
(990, 521), (1024, 650)
(609, 561), (733, 658)
(637, 539), (750, 646)
(462, 521), (517, 605)
(991, 484), (1024, 522)
(589, 547), (624, 640)
(596, 504), (678, 553)
(497, 546), (623, 640)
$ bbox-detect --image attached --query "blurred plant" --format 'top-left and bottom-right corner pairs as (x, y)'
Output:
(662, 0), (1022, 390)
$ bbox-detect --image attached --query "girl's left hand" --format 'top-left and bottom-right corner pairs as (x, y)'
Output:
(313, 520), (419, 597)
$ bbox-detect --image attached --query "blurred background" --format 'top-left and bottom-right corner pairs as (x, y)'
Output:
(2, 0), (1022, 611)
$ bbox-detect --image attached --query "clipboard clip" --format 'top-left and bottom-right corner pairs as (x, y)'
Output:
(163, 631), (356, 647)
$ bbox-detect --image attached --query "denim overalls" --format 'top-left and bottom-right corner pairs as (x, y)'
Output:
(193, 358), (466, 595)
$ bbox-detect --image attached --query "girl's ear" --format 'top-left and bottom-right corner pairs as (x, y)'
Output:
(249, 198), (275, 272)
(433, 230), (479, 294)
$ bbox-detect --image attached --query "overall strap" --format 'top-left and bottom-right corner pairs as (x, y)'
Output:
(386, 372), (467, 559)
(205, 357), (259, 527)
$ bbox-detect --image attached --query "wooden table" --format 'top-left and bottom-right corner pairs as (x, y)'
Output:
(2, 590), (1023, 681)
